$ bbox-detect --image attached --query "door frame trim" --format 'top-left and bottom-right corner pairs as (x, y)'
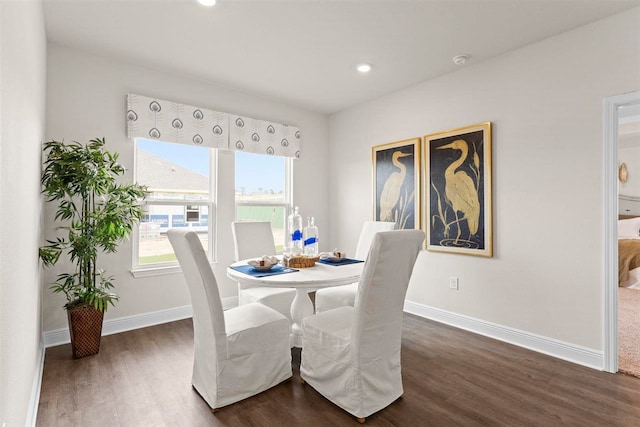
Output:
(603, 90), (640, 373)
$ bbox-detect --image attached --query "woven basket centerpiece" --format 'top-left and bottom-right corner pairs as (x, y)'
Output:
(288, 255), (319, 268)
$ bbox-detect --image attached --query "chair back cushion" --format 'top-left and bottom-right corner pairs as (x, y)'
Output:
(354, 221), (396, 260)
(352, 229), (424, 362)
(168, 229), (227, 359)
(231, 221), (276, 261)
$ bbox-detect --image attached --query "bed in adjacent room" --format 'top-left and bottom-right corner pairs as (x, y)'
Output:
(618, 216), (640, 289)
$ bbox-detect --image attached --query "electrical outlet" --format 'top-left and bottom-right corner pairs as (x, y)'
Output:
(449, 276), (459, 290)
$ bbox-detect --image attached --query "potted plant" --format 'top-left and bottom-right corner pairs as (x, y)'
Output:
(39, 137), (146, 358)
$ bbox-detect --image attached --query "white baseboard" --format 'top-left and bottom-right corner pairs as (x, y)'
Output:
(26, 343), (45, 427)
(404, 300), (604, 371)
(42, 296), (239, 348)
(41, 297), (603, 371)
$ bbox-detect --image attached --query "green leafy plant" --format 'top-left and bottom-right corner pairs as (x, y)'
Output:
(39, 137), (146, 311)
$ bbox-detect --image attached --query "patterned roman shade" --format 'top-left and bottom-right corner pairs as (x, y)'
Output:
(126, 93), (301, 158)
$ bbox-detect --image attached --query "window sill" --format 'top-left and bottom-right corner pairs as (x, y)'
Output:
(131, 260), (219, 279)
(131, 265), (183, 278)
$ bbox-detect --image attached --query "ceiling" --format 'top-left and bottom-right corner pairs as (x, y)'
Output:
(42, 0), (640, 115)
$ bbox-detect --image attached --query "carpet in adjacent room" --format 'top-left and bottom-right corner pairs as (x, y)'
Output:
(618, 287), (640, 378)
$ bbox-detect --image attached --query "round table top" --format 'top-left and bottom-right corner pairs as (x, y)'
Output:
(227, 259), (364, 290)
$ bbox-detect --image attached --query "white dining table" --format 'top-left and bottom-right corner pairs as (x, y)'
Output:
(227, 259), (364, 347)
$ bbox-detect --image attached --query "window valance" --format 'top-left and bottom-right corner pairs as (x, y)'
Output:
(126, 93), (301, 158)
(229, 115), (300, 159)
(126, 93), (228, 149)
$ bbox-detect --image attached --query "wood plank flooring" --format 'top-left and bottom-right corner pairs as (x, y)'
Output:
(37, 314), (640, 426)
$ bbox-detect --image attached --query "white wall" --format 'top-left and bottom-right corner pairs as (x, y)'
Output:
(43, 44), (329, 332)
(0, 2), (47, 426)
(329, 8), (640, 352)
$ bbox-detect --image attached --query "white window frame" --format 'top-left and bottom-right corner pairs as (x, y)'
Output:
(234, 155), (294, 253)
(131, 139), (218, 278)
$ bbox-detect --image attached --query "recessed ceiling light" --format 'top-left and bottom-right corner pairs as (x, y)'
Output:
(198, 0), (216, 6)
(357, 63), (372, 73)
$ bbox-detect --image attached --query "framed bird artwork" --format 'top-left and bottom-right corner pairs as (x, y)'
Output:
(372, 138), (421, 230)
(423, 122), (492, 257)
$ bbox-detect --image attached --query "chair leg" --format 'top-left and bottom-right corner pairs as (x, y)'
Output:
(357, 417), (366, 423)
(300, 377), (306, 384)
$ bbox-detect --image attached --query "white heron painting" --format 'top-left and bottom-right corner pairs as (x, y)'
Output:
(425, 122), (493, 257)
(373, 138), (420, 230)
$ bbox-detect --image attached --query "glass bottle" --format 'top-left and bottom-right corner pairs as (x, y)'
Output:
(303, 217), (319, 256)
(288, 206), (303, 255)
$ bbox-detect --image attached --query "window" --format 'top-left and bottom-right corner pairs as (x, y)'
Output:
(133, 138), (215, 271)
(235, 151), (292, 252)
(185, 205), (201, 223)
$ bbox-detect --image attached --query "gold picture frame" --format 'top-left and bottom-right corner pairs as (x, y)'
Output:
(372, 138), (421, 230)
(423, 122), (492, 256)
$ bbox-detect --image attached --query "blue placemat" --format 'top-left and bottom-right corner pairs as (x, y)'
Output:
(230, 264), (299, 277)
(318, 258), (364, 266)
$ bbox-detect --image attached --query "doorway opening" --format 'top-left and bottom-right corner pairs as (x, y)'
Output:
(603, 90), (640, 375)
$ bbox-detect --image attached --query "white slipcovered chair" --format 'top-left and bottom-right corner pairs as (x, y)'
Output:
(167, 229), (292, 410)
(231, 221), (296, 320)
(300, 229), (424, 423)
(314, 221), (396, 313)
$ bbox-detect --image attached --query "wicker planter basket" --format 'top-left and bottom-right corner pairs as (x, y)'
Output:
(288, 255), (319, 268)
(67, 303), (104, 359)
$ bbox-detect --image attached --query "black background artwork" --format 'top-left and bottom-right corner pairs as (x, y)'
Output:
(374, 140), (418, 230)
(428, 130), (485, 250)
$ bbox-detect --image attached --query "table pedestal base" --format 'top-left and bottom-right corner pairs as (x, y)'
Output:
(290, 288), (314, 348)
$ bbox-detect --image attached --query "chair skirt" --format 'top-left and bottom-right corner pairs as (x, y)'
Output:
(192, 303), (292, 409)
(300, 307), (403, 419)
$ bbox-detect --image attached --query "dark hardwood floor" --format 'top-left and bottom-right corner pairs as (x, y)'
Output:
(37, 314), (640, 426)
